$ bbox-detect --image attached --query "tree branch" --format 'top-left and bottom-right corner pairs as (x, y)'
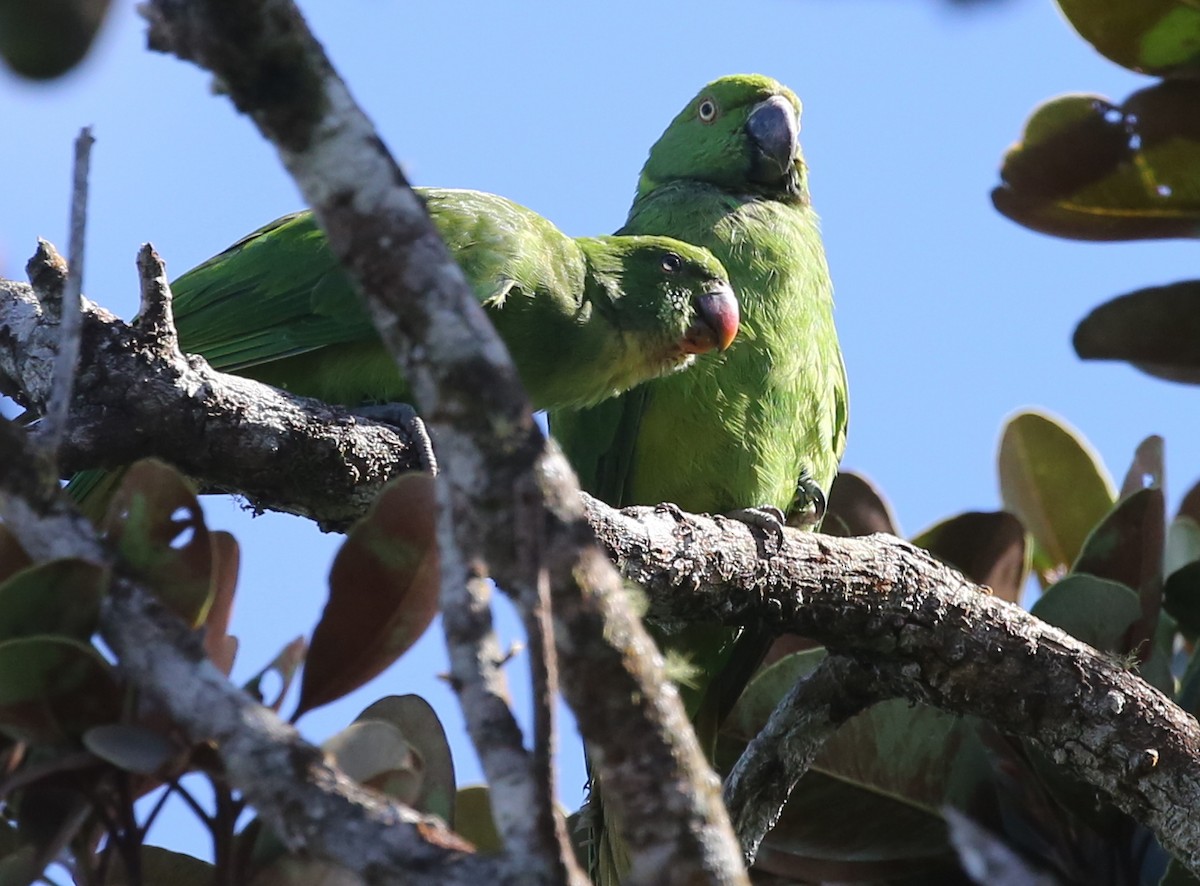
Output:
(139, 0), (745, 883)
(0, 419), (500, 886)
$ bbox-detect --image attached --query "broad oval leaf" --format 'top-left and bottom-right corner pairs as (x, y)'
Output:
(1164, 560), (1200, 638)
(1029, 574), (1141, 653)
(823, 472), (898, 538)
(83, 724), (177, 775)
(1072, 486), (1165, 657)
(103, 459), (213, 627)
(0, 559), (106, 641)
(1055, 0), (1200, 77)
(912, 511), (1029, 604)
(0, 636), (119, 743)
(454, 786), (499, 852)
(249, 857), (365, 886)
(296, 474), (440, 717)
(357, 695), (456, 822)
(1121, 435), (1165, 497)
(322, 720), (422, 806)
(993, 84), (1200, 241)
(0, 526), (31, 584)
(107, 845), (214, 886)
(998, 411), (1115, 586)
(0, 0), (114, 80)
(720, 651), (989, 866)
(1166, 516), (1200, 579)
(1074, 282), (1200, 384)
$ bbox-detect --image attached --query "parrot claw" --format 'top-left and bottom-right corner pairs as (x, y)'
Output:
(786, 470), (827, 529)
(352, 403), (439, 477)
(725, 505), (787, 553)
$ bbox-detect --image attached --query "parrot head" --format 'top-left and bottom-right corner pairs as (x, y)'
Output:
(581, 235), (740, 369)
(636, 74), (807, 202)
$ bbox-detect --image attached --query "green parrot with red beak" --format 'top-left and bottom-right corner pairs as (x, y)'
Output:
(551, 74), (849, 882)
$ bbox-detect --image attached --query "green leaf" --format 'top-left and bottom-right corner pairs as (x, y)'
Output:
(103, 459), (213, 627)
(83, 724), (177, 775)
(1161, 856), (1200, 885)
(1055, 0), (1200, 76)
(1073, 486), (1165, 657)
(0, 0), (114, 80)
(295, 474), (440, 717)
(998, 411), (1115, 586)
(912, 511), (1029, 604)
(454, 786), (502, 852)
(107, 845), (215, 886)
(1120, 435), (1165, 497)
(823, 472), (898, 537)
(248, 858), (364, 886)
(1074, 282), (1200, 384)
(0, 846), (41, 886)
(1166, 516), (1200, 577)
(0, 559), (106, 641)
(356, 695), (455, 822)
(322, 720), (422, 806)
(993, 84), (1200, 241)
(1164, 560), (1200, 638)
(0, 636), (119, 743)
(1030, 575), (1141, 653)
(0, 526), (30, 584)
(719, 651), (989, 867)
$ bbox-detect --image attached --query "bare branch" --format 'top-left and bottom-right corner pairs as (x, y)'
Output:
(42, 127), (94, 455)
(0, 274), (423, 531)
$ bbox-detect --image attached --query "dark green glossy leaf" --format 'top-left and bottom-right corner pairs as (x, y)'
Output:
(83, 724), (176, 775)
(823, 472), (898, 538)
(107, 846), (215, 886)
(0, 637), (119, 743)
(998, 411), (1115, 586)
(912, 511), (1029, 604)
(1073, 486), (1164, 657)
(1161, 856), (1200, 885)
(104, 459), (213, 627)
(720, 651), (989, 865)
(356, 695), (455, 822)
(1055, 0), (1200, 76)
(993, 84), (1200, 241)
(0, 559), (106, 641)
(296, 474), (440, 717)
(0, 0), (113, 80)
(454, 786), (501, 852)
(1164, 560), (1200, 637)
(0, 526), (30, 584)
(1075, 282), (1200, 384)
(1030, 575), (1140, 652)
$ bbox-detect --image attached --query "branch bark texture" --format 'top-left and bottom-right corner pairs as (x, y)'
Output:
(139, 1), (743, 883)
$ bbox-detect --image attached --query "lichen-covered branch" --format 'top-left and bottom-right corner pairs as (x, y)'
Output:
(140, 1), (742, 883)
(583, 499), (1200, 876)
(0, 274), (422, 532)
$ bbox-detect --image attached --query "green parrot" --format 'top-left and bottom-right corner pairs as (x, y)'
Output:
(67, 188), (739, 509)
(550, 75), (848, 881)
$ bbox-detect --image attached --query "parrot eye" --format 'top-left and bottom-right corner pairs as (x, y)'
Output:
(697, 98), (718, 123)
(660, 252), (684, 273)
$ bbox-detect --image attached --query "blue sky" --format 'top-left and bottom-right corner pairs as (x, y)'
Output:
(3, 0), (1198, 863)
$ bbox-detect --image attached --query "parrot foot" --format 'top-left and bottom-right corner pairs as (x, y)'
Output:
(352, 403), (439, 476)
(724, 505), (787, 553)
(786, 470), (827, 530)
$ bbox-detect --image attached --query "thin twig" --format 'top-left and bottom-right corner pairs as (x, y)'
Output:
(43, 127), (93, 456)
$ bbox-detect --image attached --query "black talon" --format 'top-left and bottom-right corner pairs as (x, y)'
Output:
(352, 403), (438, 477)
(786, 470), (826, 529)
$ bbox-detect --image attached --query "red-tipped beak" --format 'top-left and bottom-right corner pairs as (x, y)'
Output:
(683, 284), (740, 354)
